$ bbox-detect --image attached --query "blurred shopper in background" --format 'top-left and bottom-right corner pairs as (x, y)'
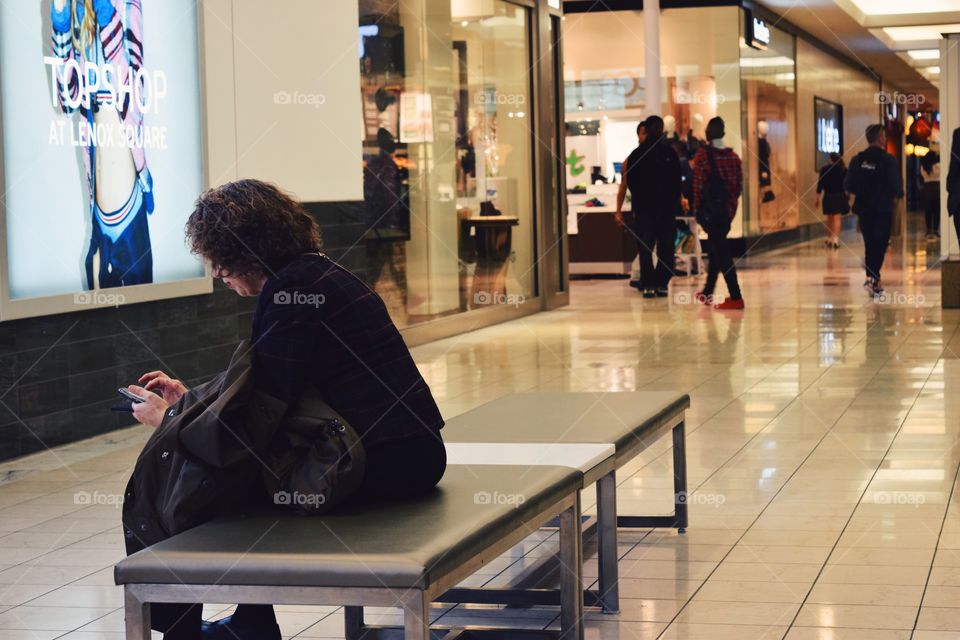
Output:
(617, 116), (682, 298)
(815, 152), (849, 249)
(618, 122), (646, 289)
(693, 117), (744, 310)
(920, 150), (941, 241)
(845, 124), (903, 298)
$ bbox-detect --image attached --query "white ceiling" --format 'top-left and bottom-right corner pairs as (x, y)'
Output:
(756, 0), (948, 108)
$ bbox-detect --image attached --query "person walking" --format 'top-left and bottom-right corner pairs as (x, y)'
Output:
(617, 122), (646, 289)
(947, 127), (960, 243)
(616, 115), (683, 298)
(844, 124), (903, 297)
(920, 151), (941, 240)
(693, 116), (745, 310)
(815, 152), (849, 248)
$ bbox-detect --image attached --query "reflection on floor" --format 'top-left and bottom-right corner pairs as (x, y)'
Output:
(0, 230), (957, 639)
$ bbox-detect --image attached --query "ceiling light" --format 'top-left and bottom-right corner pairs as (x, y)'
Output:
(848, 0), (960, 15)
(926, 66), (941, 74)
(908, 49), (940, 61)
(739, 56), (795, 68)
(882, 24), (960, 42)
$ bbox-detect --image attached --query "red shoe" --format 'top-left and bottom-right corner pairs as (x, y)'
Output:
(694, 291), (711, 305)
(714, 298), (745, 310)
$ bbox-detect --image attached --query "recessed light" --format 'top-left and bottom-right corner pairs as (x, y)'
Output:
(848, 0), (960, 15)
(908, 49), (940, 61)
(882, 24), (960, 42)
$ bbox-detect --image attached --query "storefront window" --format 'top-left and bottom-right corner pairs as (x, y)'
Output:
(740, 15), (797, 235)
(357, 0), (535, 328)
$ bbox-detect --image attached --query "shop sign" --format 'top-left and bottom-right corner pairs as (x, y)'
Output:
(746, 10), (770, 50)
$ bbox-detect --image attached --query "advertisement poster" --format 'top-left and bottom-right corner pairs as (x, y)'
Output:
(814, 97), (843, 170)
(0, 0), (206, 312)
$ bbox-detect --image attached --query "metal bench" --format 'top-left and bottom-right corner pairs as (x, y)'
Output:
(116, 464), (588, 640)
(439, 391), (690, 614)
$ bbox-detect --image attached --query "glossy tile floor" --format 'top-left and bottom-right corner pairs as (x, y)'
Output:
(0, 228), (958, 639)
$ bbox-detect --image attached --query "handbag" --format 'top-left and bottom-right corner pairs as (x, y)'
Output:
(263, 389), (366, 516)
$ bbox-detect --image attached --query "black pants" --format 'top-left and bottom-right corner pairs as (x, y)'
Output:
(858, 211), (893, 281)
(923, 182), (940, 233)
(139, 432), (447, 639)
(633, 212), (675, 290)
(702, 218), (741, 300)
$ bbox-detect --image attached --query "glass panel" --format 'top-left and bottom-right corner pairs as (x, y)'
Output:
(561, 7), (743, 245)
(357, 0), (534, 327)
(452, 2), (535, 308)
(740, 15), (797, 235)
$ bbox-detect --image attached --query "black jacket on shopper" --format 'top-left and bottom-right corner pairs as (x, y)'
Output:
(625, 138), (682, 216)
(947, 127), (960, 217)
(844, 146), (903, 215)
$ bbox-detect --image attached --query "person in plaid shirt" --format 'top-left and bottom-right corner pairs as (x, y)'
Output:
(692, 117), (745, 310)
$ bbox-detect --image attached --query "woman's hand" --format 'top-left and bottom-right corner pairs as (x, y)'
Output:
(128, 385), (169, 429)
(139, 371), (188, 405)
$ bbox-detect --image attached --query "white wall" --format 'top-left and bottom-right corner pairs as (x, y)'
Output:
(201, 0), (363, 202)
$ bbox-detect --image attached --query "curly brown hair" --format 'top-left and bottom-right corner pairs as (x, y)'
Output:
(185, 179), (322, 276)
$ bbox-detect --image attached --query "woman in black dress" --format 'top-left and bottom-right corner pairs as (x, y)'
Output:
(815, 153), (849, 249)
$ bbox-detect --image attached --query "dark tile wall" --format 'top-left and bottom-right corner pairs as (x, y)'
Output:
(0, 200), (370, 463)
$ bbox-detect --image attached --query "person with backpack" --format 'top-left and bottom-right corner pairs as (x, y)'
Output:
(692, 117), (745, 310)
(616, 115), (683, 298)
(844, 124), (904, 297)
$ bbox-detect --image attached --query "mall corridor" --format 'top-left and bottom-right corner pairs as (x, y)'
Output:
(0, 230), (957, 639)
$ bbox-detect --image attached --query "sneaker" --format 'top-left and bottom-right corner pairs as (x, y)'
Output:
(629, 279), (642, 289)
(655, 288), (669, 298)
(831, 237), (841, 248)
(863, 278), (884, 297)
(694, 291), (711, 305)
(715, 297), (745, 310)
(642, 289), (657, 299)
(203, 617), (281, 640)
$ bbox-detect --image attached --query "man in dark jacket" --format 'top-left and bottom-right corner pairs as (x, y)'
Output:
(620, 115), (683, 298)
(946, 126), (960, 244)
(844, 124), (904, 297)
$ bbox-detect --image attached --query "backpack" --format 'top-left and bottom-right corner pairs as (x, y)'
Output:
(851, 150), (883, 214)
(697, 147), (729, 233)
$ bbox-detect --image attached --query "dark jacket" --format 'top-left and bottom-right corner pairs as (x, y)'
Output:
(251, 253), (444, 449)
(625, 138), (682, 215)
(122, 341), (367, 551)
(817, 162), (847, 195)
(948, 127), (960, 217)
(844, 146), (903, 214)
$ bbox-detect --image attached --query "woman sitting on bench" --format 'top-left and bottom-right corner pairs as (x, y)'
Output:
(124, 179), (447, 640)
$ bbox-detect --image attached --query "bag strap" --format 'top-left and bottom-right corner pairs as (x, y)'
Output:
(704, 146), (723, 188)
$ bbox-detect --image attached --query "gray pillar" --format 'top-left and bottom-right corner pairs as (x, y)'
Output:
(644, 0), (661, 116)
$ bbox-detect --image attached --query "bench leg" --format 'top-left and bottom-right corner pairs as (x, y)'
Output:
(595, 471), (620, 614)
(673, 420), (688, 533)
(559, 497), (584, 640)
(403, 591), (430, 640)
(345, 605), (364, 640)
(124, 587), (151, 640)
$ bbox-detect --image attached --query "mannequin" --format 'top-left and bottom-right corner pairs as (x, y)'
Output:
(758, 120), (772, 187)
(664, 114), (680, 143)
(687, 113), (706, 156)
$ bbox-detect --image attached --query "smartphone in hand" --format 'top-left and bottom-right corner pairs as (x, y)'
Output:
(112, 387), (148, 412)
(117, 387), (147, 404)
